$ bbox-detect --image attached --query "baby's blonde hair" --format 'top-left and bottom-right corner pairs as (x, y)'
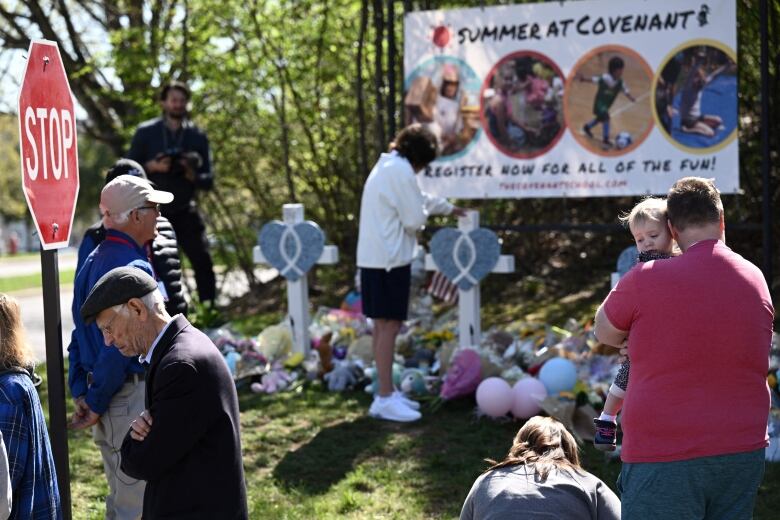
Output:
(619, 197), (668, 229)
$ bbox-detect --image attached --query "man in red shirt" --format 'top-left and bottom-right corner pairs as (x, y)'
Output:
(594, 177), (773, 519)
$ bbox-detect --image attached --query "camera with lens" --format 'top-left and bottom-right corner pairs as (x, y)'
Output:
(162, 147), (202, 175)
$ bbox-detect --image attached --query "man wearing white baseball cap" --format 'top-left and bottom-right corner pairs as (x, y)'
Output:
(68, 174), (173, 520)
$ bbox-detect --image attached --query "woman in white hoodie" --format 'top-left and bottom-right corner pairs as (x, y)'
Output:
(357, 124), (465, 422)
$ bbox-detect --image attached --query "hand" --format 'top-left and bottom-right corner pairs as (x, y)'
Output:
(69, 399), (100, 430)
(618, 339), (629, 362)
(451, 206), (469, 217)
(178, 158), (196, 182)
(130, 409), (153, 442)
(72, 396), (88, 416)
(146, 155), (172, 174)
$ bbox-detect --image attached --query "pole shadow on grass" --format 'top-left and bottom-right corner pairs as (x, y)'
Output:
(272, 416), (390, 495)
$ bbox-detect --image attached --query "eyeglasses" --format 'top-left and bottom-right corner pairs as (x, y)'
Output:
(97, 306), (124, 337)
(135, 204), (160, 215)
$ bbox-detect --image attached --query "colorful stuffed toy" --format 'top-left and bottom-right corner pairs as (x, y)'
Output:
(364, 363), (403, 394)
(251, 361), (294, 394)
(324, 361), (364, 392)
(400, 368), (430, 397)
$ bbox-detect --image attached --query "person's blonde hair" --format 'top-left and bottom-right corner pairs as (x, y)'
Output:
(485, 416), (582, 481)
(0, 294), (35, 369)
(618, 197), (668, 229)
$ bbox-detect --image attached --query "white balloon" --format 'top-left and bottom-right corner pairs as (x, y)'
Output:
(476, 377), (513, 418)
(511, 377), (548, 419)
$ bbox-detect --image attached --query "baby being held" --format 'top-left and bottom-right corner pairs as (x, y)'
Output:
(593, 197), (675, 451)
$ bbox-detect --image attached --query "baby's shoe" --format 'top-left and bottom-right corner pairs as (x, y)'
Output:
(593, 418), (617, 451)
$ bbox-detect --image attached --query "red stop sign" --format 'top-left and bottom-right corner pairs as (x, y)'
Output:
(18, 40), (79, 250)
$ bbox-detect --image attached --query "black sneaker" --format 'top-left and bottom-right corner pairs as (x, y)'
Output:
(603, 138), (614, 148)
(593, 418), (617, 451)
(583, 125), (594, 138)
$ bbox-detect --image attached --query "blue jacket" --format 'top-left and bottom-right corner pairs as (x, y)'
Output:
(0, 370), (61, 519)
(68, 229), (153, 414)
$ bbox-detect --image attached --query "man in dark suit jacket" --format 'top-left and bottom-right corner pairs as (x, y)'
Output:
(79, 266), (247, 520)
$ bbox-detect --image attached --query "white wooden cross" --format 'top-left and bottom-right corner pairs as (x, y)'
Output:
(253, 204), (339, 354)
(425, 210), (515, 348)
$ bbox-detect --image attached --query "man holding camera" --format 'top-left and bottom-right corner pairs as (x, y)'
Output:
(128, 81), (217, 305)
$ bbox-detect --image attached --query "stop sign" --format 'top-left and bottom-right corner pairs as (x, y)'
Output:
(18, 39), (79, 250)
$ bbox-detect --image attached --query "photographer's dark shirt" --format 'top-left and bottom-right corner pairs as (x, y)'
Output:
(127, 117), (213, 214)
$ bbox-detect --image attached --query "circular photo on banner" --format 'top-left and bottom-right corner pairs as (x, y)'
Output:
(480, 51), (565, 159)
(404, 57), (482, 160)
(653, 40), (737, 153)
(565, 45), (654, 156)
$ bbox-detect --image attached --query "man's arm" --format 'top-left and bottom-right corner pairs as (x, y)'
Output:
(192, 131), (214, 191)
(594, 303), (628, 347)
(120, 361), (215, 481)
(126, 126), (147, 165)
(67, 329), (88, 403)
(128, 124), (171, 175)
(593, 269), (637, 347)
(67, 329), (98, 429)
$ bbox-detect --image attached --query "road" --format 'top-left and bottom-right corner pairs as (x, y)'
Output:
(1, 249), (78, 361)
(13, 285), (74, 361)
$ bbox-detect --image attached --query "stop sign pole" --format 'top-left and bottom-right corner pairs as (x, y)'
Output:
(18, 39), (77, 519)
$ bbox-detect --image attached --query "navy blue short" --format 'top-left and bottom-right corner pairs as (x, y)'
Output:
(360, 265), (411, 321)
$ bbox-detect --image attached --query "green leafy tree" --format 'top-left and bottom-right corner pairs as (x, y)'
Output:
(0, 113), (27, 221)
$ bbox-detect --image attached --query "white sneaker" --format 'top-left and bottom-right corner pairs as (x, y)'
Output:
(369, 395), (421, 422)
(393, 391), (421, 411)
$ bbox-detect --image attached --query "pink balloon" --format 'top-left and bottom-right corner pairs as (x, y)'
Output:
(476, 378), (513, 418)
(511, 377), (548, 419)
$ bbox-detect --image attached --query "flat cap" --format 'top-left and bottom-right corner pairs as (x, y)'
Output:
(80, 267), (158, 324)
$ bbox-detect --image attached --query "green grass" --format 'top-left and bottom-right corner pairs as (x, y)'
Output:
(34, 360), (779, 519)
(0, 251), (42, 262)
(0, 268), (75, 293)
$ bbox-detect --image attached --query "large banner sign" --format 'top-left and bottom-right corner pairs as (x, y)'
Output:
(404, 0), (738, 199)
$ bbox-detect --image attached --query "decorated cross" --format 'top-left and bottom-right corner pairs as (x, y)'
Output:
(254, 204), (338, 354)
(425, 210), (514, 347)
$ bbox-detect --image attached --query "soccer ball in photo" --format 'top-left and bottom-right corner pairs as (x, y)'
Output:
(615, 131), (633, 150)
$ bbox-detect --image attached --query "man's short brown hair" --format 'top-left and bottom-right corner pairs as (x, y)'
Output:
(666, 177), (723, 231)
(159, 81), (191, 101)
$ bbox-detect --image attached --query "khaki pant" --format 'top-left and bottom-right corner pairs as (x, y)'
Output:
(93, 380), (146, 520)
